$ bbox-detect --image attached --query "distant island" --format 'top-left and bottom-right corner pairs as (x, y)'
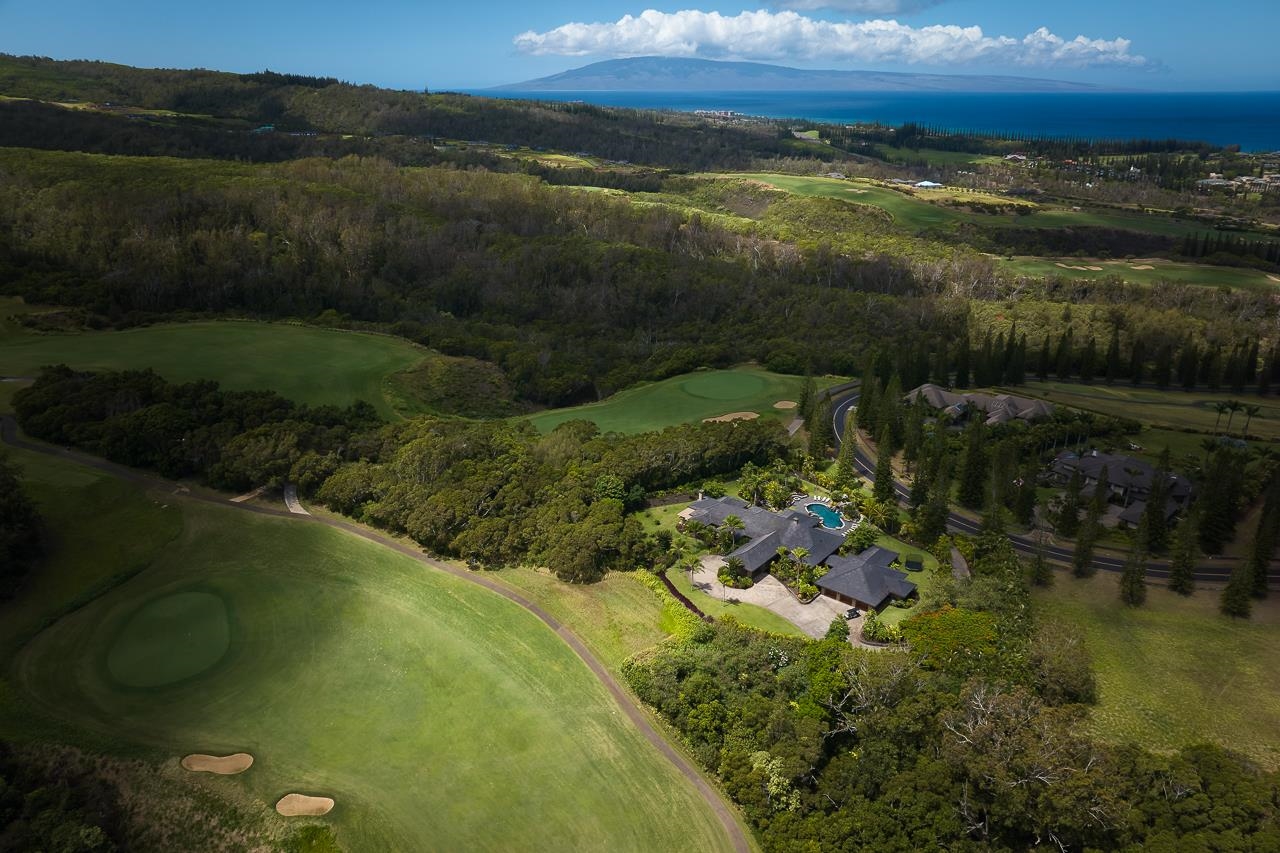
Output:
(496, 57), (1107, 93)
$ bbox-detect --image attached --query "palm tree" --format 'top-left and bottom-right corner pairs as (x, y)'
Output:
(1213, 401), (1230, 432)
(1242, 403), (1261, 438)
(721, 514), (744, 543)
(1224, 400), (1243, 434)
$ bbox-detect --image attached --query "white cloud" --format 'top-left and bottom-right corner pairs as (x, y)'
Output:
(773, 0), (948, 13)
(512, 9), (1148, 68)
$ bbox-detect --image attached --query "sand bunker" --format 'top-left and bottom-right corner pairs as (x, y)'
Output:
(703, 412), (760, 423)
(773, 400), (798, 410)
(1086, 266), (1103, 271)
(182, 753), (254, 775)
(276, 794), (335, 816)
(1054, 262), (1103, 272)
(1130, 264), (1156, 270)
(1269, 275), (1280, 283)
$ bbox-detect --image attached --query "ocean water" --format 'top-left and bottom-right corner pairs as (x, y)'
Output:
(482, 90), (1280, 152)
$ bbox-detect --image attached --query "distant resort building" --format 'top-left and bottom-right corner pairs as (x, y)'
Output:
(679, 496), (917, 610)
(905, 383), (1055, 426)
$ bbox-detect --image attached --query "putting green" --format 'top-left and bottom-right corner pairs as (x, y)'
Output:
(106, 591), (230, 688)
(681, 371), (767, 400)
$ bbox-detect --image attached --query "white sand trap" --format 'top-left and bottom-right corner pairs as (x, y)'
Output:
(703, 411), (760, 423)
(1269, 275), (1280, 283)
(181, 753), (254, 774)
(1055, 262), (1089, 271)
(1129, 264), (1155, 270)
(276, 794), (335, 816)
(773, 400), (798, 410)
(1086, 266), (1104, 271)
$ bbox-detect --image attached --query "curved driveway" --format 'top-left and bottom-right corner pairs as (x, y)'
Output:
(0, 416), (752, 853)
(831, 392), (1280, 587)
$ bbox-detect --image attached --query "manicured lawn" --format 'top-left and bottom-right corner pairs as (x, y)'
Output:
(527, 367), (828, 434)
(488, 567), (671, 672)
(1013, 380), (1280, 440)
(0, 318), (427, 418)
(666, 567), (808, 638)
(1034, 574), (1280, 770)
(3, 450), (738, 852)
(1001, 256), (1277, 291)
(872, 145), (996, 166)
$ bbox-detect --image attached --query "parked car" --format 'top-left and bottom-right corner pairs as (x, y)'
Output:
(845, 607), (862, 620)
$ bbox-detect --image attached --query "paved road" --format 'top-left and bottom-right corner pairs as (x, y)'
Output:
(0, 416), (752, 853)
(831, 391), (1280, 588)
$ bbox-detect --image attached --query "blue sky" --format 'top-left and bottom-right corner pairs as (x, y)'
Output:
(1, 0), (1276, 90)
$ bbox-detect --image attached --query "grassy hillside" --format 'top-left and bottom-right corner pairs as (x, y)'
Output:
(527, 367), (827, 435)
(1002, 256), (1278, 290)
(0, 314), (427, 418)
(1013, 380), (1280, 441)
(1, 446), (738, 852)
(1034, 573), (1280, 770)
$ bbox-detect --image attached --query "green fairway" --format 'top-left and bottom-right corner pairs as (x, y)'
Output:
(1013, 380), (1280, 440)
(1002, 256), (1278, 291)
(1034, 575), (1280, 770)
(0, 317), (427, 418)
(711, 173), (1250, 242)
(527, 367), (829, 434)
(718, 173), (970, 231)
(872, 145), (999, 167)
(2, 449), (738, 852)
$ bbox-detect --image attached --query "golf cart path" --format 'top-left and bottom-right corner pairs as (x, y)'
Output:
(0, 416), (751, 853)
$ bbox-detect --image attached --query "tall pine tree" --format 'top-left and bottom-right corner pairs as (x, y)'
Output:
(1119, 517), (1149, 606)
(1167, 510), (1199, 596)
(872, 424), (896, 505)
(1105, 326), (1121, 385)
(956, 419), (989, 510)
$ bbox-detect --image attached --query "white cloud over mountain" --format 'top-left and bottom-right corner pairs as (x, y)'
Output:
(513, 9), (1148, 69)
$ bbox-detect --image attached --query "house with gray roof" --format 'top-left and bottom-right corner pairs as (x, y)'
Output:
(905, 383), (1054, 426)
(680, 496), (918, 610)
(818, 546), (918, 611)
(680, 496), (845, 576)
(1050, 450), (1193, 511)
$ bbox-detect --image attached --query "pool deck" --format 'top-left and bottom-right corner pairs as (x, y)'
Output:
(793, 495), (855, 534)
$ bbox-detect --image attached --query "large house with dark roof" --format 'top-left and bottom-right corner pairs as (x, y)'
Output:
(680, 496), (917, 609)
(818, 546), (918, 611)
(680, 496), (845, 576)
(905, 383), (1054, 426)
(1050, 450), (1194, 526)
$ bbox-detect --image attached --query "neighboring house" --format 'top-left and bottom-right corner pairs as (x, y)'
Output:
(680, 496), (844, 576)
(680, 496), (918, 609)
(1050, 450), (1194, 520)
(818, 546), (918, 611)
(905, 383), (1055, 426)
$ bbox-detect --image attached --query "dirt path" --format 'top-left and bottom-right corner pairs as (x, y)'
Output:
(0, 416), (752, 853)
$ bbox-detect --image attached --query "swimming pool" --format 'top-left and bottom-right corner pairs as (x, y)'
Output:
(805, 502), (844, 530)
